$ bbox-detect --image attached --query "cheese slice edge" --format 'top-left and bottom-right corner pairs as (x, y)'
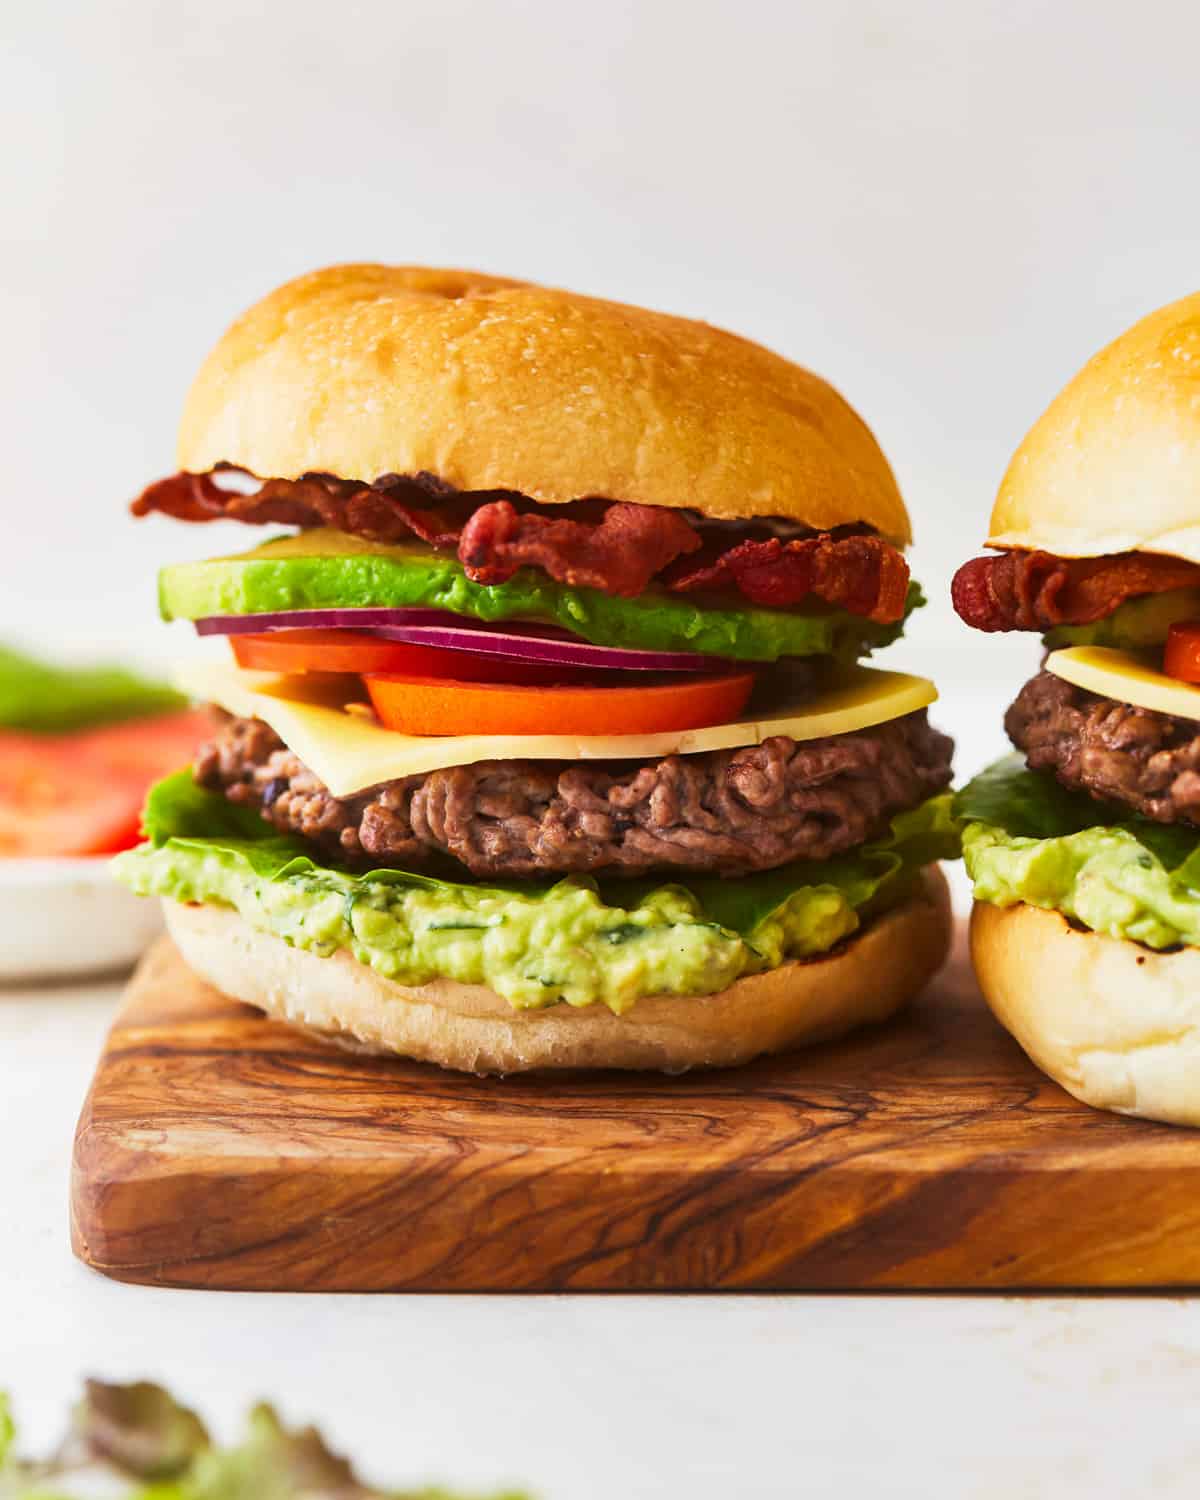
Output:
(1046, 646), (1200, 723)
(175, 658), (938, 799)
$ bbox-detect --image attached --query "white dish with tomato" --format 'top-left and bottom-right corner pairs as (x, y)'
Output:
(0, 646), (210, 980)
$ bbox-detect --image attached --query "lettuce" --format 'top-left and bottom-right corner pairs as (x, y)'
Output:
(115, 772), (960, 1012)
(0, 645), (184, 733)
(957, 755), (1200, 948)
(0, 1381), (523, 1499)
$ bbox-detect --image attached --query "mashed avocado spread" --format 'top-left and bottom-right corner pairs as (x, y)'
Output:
(958, 755), (1200, 949)
(158, 530), (923, 664)
(115, 772), (957, 1013)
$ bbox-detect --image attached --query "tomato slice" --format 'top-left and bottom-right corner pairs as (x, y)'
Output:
(71, 710), (215, 780)
(1164, 622), (1200, 684)
(0, 737), (143, 856)
(0, 710), (214, 858)
(231, 630), (572, 685)
(365, 671), (756, 737)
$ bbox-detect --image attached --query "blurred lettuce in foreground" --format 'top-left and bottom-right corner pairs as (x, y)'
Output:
(0, 1381), (527, 1500)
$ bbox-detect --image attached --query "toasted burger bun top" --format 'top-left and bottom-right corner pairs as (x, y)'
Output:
(176, 263), (911, 543)
(971, 899), (1200, 1128)
(988, 289), (1200, 563)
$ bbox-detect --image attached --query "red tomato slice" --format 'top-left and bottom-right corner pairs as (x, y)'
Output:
(72, 710), (215, 780)
(230, 629), (573, 685)
(1164, 622), (1200, 684)
(0, 710), (214, 858)
(0, 737), (143, 856)
(365, 671), (756, 738)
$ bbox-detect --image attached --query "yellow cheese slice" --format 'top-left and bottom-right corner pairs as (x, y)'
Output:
(1046, 646), (1200, 721)
(176, 658), (938, 799)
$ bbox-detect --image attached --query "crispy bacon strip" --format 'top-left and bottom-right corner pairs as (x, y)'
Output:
(952, 550), (1200, 632)
(666, 534), (910, 623)
(457, 499), (702, 597)
(131, 470), (466, 547)
(133, 469), (910, 620)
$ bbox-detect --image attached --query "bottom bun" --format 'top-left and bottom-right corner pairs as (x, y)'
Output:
(971, 900), (1200, 1126)
(163, 867), (950, 1074)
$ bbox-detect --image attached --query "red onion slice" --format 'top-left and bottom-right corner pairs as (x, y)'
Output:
(194, 610), (733, 672)
(196, 609), (472, 636)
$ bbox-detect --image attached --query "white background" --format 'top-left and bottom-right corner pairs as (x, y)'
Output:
(5, 1), (1200, 1494)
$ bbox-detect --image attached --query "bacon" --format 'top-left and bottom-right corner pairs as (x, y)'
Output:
(951, 550), (1200, 632)
(131, 470), (466, 548)
(666, 534), (911, 623)
(132, 468), (910, 620)
(458, 498), (702, 596)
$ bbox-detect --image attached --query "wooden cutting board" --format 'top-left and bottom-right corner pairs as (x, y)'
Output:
(71, 927), (1200, 1291)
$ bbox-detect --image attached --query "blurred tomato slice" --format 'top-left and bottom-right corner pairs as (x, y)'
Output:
(0, 709), (213, 857)
(0, 738), (142, 855)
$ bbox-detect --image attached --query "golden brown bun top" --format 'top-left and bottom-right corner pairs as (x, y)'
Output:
(177, 263), (911, 542)
(988, 289), (1200, 562)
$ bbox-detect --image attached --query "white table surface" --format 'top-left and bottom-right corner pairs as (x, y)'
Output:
(5, 670), (1200, 1498)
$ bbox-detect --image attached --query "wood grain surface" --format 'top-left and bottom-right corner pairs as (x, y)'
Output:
(71, 927), (1200, 1291)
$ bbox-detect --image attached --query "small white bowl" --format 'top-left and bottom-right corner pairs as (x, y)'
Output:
(0, 857), (163, 983)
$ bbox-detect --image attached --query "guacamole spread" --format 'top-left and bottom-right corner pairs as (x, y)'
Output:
(115, 772), (958, 1012)
(159, 529), (923, 664)
(958, 755), (1200, 949)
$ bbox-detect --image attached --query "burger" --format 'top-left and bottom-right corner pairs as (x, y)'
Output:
(953, 289), (1200, 1125)
(115, 263), (956, 1074)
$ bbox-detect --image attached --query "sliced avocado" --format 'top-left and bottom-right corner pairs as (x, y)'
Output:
(1043, 588), (1200, 650)
(158, 530), (920, 664)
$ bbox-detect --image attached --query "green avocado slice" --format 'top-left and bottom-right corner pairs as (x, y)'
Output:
(158, 530), (921, 664)
(1042, 588), (1200, 651)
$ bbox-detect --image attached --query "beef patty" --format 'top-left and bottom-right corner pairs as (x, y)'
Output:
(1006, 668), (1200, 825)
(196, 712), (953, 879)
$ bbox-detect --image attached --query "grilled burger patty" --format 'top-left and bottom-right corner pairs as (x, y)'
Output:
(1006, 668), (1200, 825)
(196, 712), (953, 879)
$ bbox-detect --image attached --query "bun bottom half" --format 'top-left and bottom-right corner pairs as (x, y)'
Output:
(163, 867), (950, 1075)
(971, 900), (1200, 1127)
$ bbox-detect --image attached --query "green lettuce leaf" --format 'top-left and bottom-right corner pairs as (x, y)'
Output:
(953, 753), (1123, 839)
(957, 755), (1200, 948)
(65, 1381), (210, 1481)
(116, 772), (958, 1013)
(0, 1383), (526, 1500)
(0, 645), (184, 733)
(157, 530), (923, 664)
(0, 1398), (14, 1469)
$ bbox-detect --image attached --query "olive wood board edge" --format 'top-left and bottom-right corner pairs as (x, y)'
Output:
(70, 930), (1200, 1291)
